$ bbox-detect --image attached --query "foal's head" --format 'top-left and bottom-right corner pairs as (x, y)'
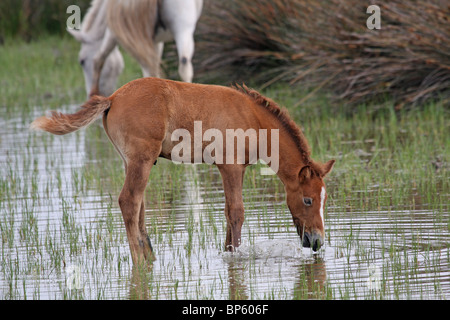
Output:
(68, 29), (124, 97)
(286, 160), (335, 251)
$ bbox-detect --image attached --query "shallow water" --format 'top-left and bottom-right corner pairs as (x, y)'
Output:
(0, 108), (448, 300)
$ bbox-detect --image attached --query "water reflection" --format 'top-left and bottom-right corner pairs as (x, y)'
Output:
(227, 262), (248, 300)
(293, 256), (327, 299)
(129, 266), (152, 300)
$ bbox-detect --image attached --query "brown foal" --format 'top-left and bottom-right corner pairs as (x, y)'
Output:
(31, 78), (335, 265)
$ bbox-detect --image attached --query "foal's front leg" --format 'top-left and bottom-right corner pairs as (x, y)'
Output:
(218, 165), (246, 251)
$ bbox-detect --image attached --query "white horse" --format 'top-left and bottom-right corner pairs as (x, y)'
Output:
(68, 0), (203, 97)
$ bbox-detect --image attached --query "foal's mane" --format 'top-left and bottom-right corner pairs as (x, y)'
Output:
(233, 84), (312, 166)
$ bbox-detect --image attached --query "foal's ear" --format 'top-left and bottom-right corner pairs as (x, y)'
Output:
(320, 159), (336, 178)
(299, 165), (312, 182)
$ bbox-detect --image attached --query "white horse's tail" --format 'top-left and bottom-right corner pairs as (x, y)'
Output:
(106, 0), (161, 77)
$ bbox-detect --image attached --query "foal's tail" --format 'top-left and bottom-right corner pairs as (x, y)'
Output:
(30, 95), (111, 135)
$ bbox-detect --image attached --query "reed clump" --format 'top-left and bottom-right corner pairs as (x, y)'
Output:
(196, 0), (450, 108)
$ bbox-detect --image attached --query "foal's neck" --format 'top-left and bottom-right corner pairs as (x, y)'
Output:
(260, 114), (309, 186)
(277, 135), (307, 186)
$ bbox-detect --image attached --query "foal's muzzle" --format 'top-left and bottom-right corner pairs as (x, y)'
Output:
(303, 232), (323, 251)
(298, 227), (323, 251)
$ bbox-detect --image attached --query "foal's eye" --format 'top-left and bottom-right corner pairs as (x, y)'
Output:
(79, 59), (85, 66)
(303, 197), (313, 206)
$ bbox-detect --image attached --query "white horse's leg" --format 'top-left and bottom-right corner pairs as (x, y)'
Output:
(140, 42), (164, 78)
(174, 30), (195, 83)
(91, 29), (117, 96)
(162, 0), (202, 83)
(141, 66), (151, 78)
(156, 42), (165, 62)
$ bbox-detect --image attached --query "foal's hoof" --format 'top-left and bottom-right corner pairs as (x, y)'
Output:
(225, 244), (236, 252)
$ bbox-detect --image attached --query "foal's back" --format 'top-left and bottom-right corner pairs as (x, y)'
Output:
(105, 78), (265, 158)
(110, 77), (259, 124)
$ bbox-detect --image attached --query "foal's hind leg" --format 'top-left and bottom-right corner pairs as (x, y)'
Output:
(119, 151), (158, 265)
(138, 199), (153, 257)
